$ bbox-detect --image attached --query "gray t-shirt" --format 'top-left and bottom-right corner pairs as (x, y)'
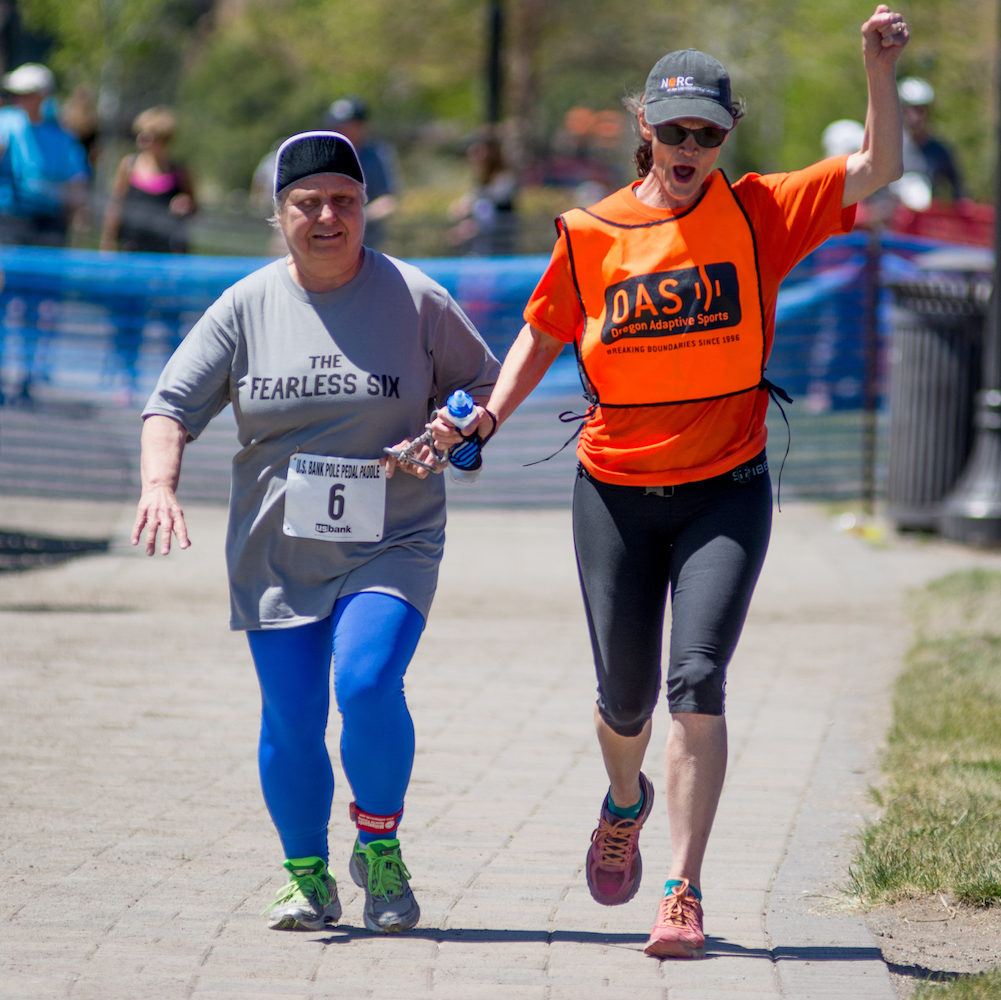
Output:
(143, 251), (500, 630)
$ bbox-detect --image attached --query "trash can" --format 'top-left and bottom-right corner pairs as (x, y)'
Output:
(887, 264), (991, 531)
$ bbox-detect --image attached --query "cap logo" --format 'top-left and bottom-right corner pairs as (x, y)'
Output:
(661, 75), (720, 99)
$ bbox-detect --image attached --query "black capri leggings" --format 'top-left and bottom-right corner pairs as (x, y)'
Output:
(572, 453), (772, 734)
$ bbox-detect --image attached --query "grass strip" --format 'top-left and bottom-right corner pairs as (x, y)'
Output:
(849, 569), (1001, 907)
(848, 569), (1001, 997)
(914, 970), (1001, 999)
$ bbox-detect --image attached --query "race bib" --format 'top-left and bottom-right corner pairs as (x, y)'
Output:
(283, 453), (386, 542)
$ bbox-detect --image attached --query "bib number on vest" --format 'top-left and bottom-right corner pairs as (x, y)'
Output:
(283, 453), (385, 542)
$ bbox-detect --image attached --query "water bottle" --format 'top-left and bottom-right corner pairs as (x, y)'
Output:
(444, 389), (483, 484)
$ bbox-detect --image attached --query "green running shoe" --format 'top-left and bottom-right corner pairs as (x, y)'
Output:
(265, 856), (342, 931)
(348, 838), (420, 933)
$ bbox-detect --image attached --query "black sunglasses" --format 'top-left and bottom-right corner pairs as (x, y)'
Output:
(654, 123), (729, 148)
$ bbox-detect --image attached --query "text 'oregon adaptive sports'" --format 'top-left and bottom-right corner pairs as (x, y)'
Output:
(600, 262), (741, 344)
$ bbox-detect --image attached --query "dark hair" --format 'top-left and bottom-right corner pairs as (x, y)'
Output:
(623, 92), (746, 178)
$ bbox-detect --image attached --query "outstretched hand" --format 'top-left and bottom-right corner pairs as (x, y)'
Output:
(131, 485), (191, 556)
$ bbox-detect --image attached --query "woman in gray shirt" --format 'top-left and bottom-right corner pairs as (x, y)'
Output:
(132, 132), (499, 934)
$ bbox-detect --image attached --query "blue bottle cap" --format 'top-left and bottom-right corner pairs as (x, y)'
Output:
(447, 389), (475, 421)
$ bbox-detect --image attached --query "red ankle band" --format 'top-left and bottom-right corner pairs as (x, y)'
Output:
(349, 801), (403, 834)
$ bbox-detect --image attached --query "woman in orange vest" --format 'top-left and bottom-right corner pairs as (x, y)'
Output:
(434, 4), (909, 959)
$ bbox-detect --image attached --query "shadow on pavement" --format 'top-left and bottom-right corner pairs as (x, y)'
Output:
(309, 925), (902, 965)
(0, 530), (110, 572)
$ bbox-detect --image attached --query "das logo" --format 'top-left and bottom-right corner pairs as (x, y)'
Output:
(600, 262), (741, 343)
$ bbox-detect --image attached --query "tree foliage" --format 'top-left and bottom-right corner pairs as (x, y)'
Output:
(17, 0), (211, 131)
(174, 0), (486, 192)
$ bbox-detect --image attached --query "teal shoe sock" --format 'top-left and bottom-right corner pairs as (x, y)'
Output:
(664, 879), (702, 900)
(606, 787), (645, 821)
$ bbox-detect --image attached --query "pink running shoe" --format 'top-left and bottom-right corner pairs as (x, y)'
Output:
(644, 879), (705, 958)
(585, 772), (654, 905)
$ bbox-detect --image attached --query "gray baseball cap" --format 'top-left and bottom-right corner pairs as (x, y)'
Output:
(643, 50), (734, 130)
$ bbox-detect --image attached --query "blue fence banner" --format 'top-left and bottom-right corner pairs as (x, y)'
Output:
(0, 233), (983, 506)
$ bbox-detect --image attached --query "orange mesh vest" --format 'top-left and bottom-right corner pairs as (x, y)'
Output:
(558, 171), (767, 407)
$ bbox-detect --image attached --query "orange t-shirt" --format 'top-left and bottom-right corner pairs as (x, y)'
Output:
(524, 156), (855, 486)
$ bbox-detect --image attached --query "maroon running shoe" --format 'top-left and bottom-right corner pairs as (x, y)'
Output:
(585, 771), (654, 905)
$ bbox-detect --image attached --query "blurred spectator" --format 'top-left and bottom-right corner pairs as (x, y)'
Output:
(898, 76), (963, 203)
(250, 140), (280, 215)
(522, 106), (624, 193)
(0, 63), (90, 406)
(60, 84), (100, 174)
(100, 106), (197, 254)
(806, 118), (889, 414)
(324, 96), (400, 249)
(249, 139), (290, 256)
(804, 119), (865, 413)
(447, 132), (518, 255)
(98, 107), (197, 407)
(0, 62), (90, 246)
(822, 118), (900, 226)
(821, 118), (865, 159)
(59, 84), (100, 240)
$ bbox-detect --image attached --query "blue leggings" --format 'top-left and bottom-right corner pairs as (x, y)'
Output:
(246, 592), (425, 862)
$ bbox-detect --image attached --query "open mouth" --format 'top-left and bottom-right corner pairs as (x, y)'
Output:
(673, 166), (696, 183)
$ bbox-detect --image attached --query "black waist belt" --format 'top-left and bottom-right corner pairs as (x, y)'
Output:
(579, 450), (769, 498)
